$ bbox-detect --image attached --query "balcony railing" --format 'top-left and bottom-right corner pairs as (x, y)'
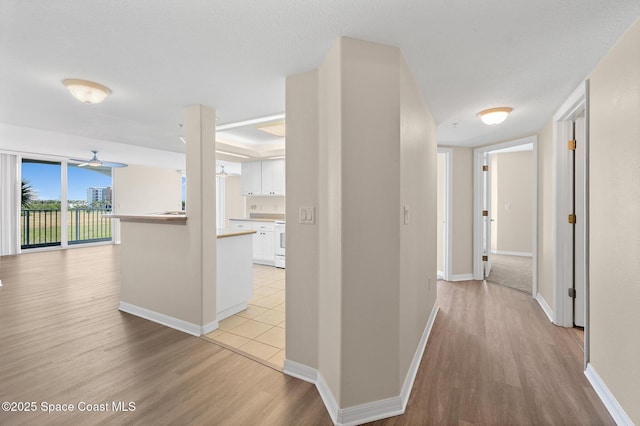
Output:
(21, 208), (113, 249)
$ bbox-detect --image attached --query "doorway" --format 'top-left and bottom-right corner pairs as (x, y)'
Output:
(473, 135), (538, 297)
(552, 81), (589, 366)
(437, 148), (452, 281)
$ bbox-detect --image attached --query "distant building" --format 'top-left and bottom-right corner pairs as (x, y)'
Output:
(87, 187), (112, 208)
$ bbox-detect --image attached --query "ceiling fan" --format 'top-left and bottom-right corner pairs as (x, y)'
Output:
(69, 150), (128, 168)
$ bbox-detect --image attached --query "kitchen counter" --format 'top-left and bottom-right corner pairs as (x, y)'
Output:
(217, 228), (256, 238)
(103, 212), (187, 223)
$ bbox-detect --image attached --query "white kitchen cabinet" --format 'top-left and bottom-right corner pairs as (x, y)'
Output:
(241, 161), (262, 196)
(251, 221), (275, 265)
(262, 159), (285, 196)
(241, 159), (285, 196)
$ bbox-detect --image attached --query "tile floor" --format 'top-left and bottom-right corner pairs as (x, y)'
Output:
(204, 264), (286, 369)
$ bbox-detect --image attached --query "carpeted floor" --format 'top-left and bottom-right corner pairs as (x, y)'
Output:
(487, 254), (532, 294)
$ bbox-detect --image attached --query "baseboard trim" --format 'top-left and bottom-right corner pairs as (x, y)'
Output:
(201, 320), (219, 335)
(283, 304), (440, 426)
(119, 302), (202, 337)
(535, 293), (553, 322)
(400, 304), (439, 410)
(490, 250), (533, 257)
(584, 364), (633, 426)
(450, 273), (474, 281)
(283, 359), (317, 384)
(217, 302), (247, 322)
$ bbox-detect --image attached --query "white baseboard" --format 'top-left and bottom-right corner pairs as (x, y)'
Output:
(535, 293), (553, 322)
(585, 364), (633, 426)
(283, 359), (317, 384)
(201, 320), (219, 335)
(490, 250), (533, 257)
(119, 302), (208, 337)
(217, 302), (247, 322)
(450, 273), (474, 281)
(283, 304), (440, 425)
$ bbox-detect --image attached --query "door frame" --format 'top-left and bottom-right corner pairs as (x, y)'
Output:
(552, 82), (587, 326)
(551, 81), (590, 367)
(437, 148), (452, 281)
(473, 135), (538, 298)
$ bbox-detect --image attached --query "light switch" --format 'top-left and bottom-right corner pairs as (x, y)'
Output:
(299, 206), (315, 224)
(404, 205), (410, 225)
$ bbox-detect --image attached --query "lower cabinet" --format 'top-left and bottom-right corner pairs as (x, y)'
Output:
(230, 220), (275, 266)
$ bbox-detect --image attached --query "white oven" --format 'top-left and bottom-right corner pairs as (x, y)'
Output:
(274, 220), (285, 268)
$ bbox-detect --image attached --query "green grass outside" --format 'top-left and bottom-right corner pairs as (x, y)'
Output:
(21, 209), (112, 246)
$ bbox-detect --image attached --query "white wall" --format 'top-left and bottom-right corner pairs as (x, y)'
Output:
(492, 151), (533, 254)
(588, 16), (640, 424)
(245, 195), (285, 216)
(437, 153), (445, 274)
(450, 147), (474, 278)
(224, 176), (245, 226)
(536, 121), (554, 307)
(286, 37), (437, 417)
(113, 165), (181, 214)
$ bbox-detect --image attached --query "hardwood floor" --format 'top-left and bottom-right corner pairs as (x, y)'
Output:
(0, 246), (612, 425)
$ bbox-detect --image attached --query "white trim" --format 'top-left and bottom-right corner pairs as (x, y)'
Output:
(450, 273), (474, 282)
(490, 250), (533, 257)
(438, 147), (453, 281)
(216, 302), (247, 322)
(535, 293), (553, 322)
(399, 305), (439, 409)
(584, 364), (633, 426)
(284, 305), (440, 425)
(201, 320), (219, 335)
(283, 359), (318, 383)
(552, 82), (587, 327)
(119, 302), (206, 337)
(473, 135), (538, 300)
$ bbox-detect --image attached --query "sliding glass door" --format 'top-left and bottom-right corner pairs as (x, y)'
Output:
(20, 158), (113, 250)
(20, 159), (62, 248)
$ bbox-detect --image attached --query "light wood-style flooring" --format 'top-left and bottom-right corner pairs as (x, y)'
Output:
(0, 246), (613, 425)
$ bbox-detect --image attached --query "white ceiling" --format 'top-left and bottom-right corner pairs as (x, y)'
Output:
(1, 1), (639, 166)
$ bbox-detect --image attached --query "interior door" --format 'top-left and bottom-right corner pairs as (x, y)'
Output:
(574, 115), (586, 327)
(483, 153), (492, 277)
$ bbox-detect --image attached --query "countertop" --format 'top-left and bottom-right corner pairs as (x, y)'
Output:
(102, 213), (187, 223)
(216, 228), (256, 239)
(228, 217), (284, 222)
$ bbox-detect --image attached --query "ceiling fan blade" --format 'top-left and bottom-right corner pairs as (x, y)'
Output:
(77, 162), (89, 167)
(100, 161), (128, 168)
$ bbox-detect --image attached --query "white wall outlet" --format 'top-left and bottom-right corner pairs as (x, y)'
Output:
(299, 206), (315, 224)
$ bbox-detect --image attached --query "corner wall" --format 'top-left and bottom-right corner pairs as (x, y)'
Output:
(285, 37), (438, 422)
(536, 121), (554, 309)
(450, 147), (474, 279)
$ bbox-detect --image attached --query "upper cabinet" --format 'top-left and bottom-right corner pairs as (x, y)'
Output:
(241, 159), (285, 196)
(261, 159), (285, 196)
(241, 161), (262, 196)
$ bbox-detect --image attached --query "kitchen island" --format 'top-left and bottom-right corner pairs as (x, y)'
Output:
(104, 212), (255, 335)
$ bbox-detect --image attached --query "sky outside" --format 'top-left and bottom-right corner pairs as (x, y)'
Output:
(22, 162), (112, 201)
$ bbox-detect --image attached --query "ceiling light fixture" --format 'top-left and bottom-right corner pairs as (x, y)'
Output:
(217, 166), (229, 177)
(256, 121), (286, 137)
(63, 79), (111, 104)
(478, 107), (512, 126)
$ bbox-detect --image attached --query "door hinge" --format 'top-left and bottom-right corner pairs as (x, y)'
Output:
(568, 139), (576, 150)
(568, 214), (576, 224)
(482, 255), (488, 261)
(482, 210), (489, 217)
(483, 165), (489, 172)
(568, 288), (576, 298)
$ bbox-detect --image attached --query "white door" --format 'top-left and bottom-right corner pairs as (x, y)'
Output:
(574, 115), (586, 327)
(483, 153), (492, 277)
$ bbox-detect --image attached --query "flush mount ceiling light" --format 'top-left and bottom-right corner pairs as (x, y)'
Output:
(256, 121), (286, 137)
(63, 79), (111, 104)
(478, 107), (513, 126)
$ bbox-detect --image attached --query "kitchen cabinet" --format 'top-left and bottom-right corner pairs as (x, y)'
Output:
(241, 159), (285, 196)
(241, 161), (262, 195)
(252, 222), (275, 265)
(230, 220), (276, 266)
(261, 159), (285, 196)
